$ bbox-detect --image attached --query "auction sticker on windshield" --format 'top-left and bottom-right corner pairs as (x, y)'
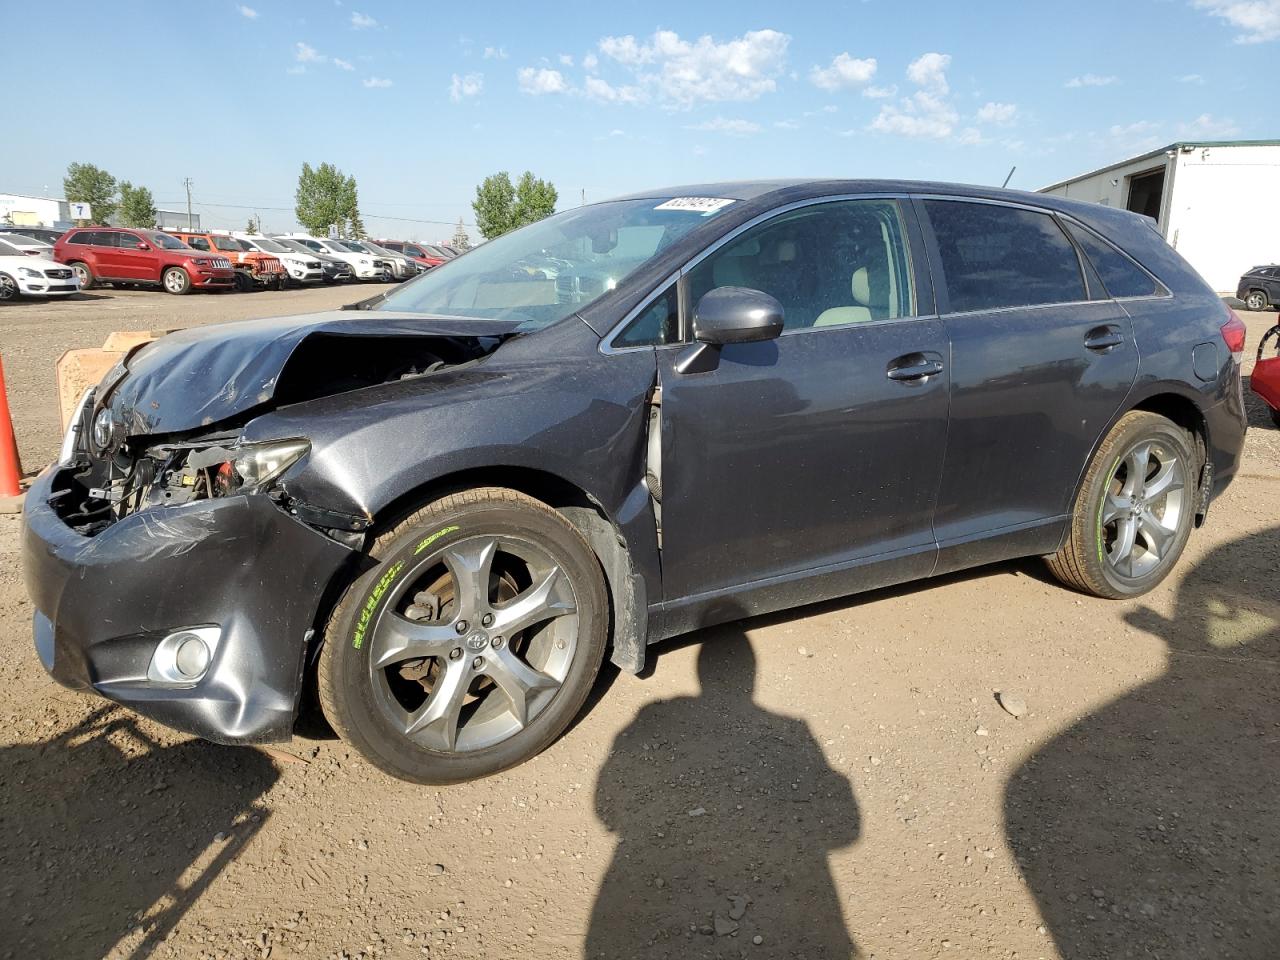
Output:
(654, 197), (736, 214)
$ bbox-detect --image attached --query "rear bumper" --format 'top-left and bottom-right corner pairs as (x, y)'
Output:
(1204, 381), (1247, 503)
(22, 467), (354, 744)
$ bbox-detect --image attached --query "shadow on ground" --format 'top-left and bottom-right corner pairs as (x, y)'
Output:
(1005, 525), (1280, 957)
(0, 706), (277, 960)
(586, 617), (861, 959)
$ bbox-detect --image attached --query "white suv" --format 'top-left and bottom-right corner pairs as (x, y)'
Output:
(232, 233), (325, 284)
(280, 234), (392, 281)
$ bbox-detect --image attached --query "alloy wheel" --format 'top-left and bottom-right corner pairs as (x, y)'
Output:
(366, 534), (579, 753)
(164, 270), (187, 293)
(0, 275), (16, 301)
(71, 263), (90, 287)
(1100, 440), (1187, 579)
(1245, 291), (1267, 311)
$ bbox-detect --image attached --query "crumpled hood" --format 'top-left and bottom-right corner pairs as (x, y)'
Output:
(101, 310), (520, 436)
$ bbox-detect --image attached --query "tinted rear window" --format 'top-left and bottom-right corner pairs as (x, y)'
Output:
(1063, 221), (1160, 299)
(925, 200), (1086, 312)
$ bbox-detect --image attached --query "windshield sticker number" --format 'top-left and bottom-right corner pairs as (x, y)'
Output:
(654, 197), (736, 215)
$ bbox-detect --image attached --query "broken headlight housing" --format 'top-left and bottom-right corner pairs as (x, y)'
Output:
(187, 438), (311, 496)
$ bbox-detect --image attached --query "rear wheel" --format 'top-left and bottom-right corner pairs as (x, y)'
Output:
(70, 261), (94, 290)
(1245, 290), (1269, 312)
(162, 267), (192, 295)
(1047, 411), (1197, 598)
(319, 488), (607, 783)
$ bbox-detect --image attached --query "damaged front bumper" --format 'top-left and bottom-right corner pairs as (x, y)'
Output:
(22, 466), (354, 744)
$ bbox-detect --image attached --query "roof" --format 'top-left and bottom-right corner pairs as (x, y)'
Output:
(610, 177), (1076, 206)
(1039, 139), (1280, 193)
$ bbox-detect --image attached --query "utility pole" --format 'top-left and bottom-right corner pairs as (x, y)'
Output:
(183, 177), (193, 228)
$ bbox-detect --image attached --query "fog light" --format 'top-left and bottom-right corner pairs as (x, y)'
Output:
(147, 626), (221, 684)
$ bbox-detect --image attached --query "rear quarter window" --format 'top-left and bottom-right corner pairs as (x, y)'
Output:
(925, 200), (1086, 312)
(1063, 221), (1161, 299)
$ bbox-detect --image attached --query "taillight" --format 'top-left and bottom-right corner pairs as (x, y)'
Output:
(1220, 311), (1246, 362)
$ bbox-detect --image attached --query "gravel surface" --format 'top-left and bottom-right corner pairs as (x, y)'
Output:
(0, 288), (1277, 959)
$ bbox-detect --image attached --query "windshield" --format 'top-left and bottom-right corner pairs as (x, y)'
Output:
(375, 197), (735, 328)
(248, 236), (290, 254)
(274, 238), (314, 255)
(213, 236), (247, 251)
(146, 232), (191, 250)
(339, 240), (372, 253)
(364, 242), (397, 257)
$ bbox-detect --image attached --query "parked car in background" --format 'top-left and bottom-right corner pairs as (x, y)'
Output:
(378, 240), (447, 268)
(280, 234), (391, 281)
(271, 237), (354, 283)
(0, 236), (79, 301)
(24, 180), (1247, 784)
(0, 232), (56, 258)
(171, 230), (286, 291)
(52, 227), (234, 294)
(0, 226), (66, 245)
(233, 233), (325, 285)
(347, 239), (421, 280)
(1237, 265), (1280, 312)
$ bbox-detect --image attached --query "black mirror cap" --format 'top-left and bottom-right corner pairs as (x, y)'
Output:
(694, 286), (785, 345)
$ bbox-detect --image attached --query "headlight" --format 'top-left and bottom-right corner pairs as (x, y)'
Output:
(228, 439), (310, 491)
(92, 406), (115, 452)
(18, 267), (40, 278)
(360, 258), (372, 265)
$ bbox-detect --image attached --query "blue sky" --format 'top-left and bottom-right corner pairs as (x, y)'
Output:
(7, 0), (1278, 242)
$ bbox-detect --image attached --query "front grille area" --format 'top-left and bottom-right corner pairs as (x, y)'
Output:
(211, 258), (232, 269)
(45, 268), (73, 279)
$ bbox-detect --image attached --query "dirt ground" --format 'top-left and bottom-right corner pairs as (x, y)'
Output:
(0, 287), (1277, 960)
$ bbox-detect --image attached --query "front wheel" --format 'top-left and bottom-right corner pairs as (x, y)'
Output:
(1245, 290), (1269, 312)
(0, 273), (18, 301)
(318, 488), (607, 783)
(70, 261), (94, 290)
(1047, 411), (1197, 598)
(162, 267), (192, 295)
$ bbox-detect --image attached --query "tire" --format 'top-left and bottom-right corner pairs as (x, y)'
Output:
(162, 267), (192, 295)
(233, 272), (253, 293)
(1270, 407), (1280, 430)
(70, 261), (94, 290)
(1047, 411), (1198, 599)
(0, 273), (17, 301)
(318, 487), (608, 784)
(1245, 290), (1268, 312)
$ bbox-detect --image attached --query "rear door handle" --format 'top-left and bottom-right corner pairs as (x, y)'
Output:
(886, 353), (945, 382)
(1084, 326), (1124, 352)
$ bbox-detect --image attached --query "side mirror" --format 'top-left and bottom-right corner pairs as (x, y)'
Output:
(135, 241), (149, 250)
(676, 287), (785, 375)
(694, 287), (784, 344)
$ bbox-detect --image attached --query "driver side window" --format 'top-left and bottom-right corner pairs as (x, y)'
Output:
(687, 199), (915, 332)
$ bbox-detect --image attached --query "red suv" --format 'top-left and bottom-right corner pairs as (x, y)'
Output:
(53, 228), (236, 295)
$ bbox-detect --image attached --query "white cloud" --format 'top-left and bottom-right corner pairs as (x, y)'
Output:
(582, 74), (645, 103)
(450, 72), (484, 101)
(863, 84), (897, 99)
(238, 5), (259, 19)
(363, 76), (393, 88)
(1177, 112), (1241, 137)
(518, 67), (569, 95)
(596, 28), (790, 106)
(582, 52), (599, 71)
(1066, 73), (1118, 88)
(774, 119), (800, 130)
(809, 52), (877, 91)
(1106, 119), (1164, 154)
(350, 11), (377, 29)
(685, 116), (762, 135)
(906, 52), (950, 93)
(483, 46), (509, 60)
(296, 41), (325, 63)
(559, 53), (574, 66)
(1178, 72), (1205, 83)
(1193, 0), (1280, 43)
(332, 57), (354, 71)
(976, 101), (1018, 125)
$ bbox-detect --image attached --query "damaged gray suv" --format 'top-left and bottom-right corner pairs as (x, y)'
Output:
(24, 181), (1246, 783)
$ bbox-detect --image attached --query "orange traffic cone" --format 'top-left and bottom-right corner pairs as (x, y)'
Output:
(0, 355), (23, 498)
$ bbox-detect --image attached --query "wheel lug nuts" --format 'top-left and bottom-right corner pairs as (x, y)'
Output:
(448, 648), (462, 661)
(472, 656), (485, 670)
(455, 620), (469, 635)
(481, 613), (494, 627)
(492, 636), (505, 649)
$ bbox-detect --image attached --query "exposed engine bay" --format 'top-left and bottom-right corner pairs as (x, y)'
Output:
(51, 331), (503, 537)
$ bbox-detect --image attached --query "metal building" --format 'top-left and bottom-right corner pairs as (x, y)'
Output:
(1039, 140), (1280, 292)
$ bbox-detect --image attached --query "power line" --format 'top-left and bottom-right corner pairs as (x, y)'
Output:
(155, 199), (475, 229)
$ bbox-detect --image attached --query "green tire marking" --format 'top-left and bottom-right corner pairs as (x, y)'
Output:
(352, 559), (404, 650)
(1097, 454), (1123, 565)
(414, 524), (460, 556)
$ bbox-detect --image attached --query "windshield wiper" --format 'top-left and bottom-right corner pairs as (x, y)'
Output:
(342, 291), (389, 311)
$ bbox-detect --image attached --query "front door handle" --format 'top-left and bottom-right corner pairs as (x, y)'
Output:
(886, 353), (945, 382)
(1084, 325), (1124, 352)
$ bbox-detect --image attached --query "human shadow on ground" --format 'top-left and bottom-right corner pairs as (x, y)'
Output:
(1005, 526), (1280, 957)
(586, 618), (861, 959)
(0, 706), (278, 960)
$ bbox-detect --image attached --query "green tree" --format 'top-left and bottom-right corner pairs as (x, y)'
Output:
(472, 171), (516, 239)
(512, 171), (558, 229)
(117, 181), (157, 228)
(451, 217), (471, 250)
(295, 162), (364, 238)
(245, 217), (258, 234)
(63, 162), (117, 225)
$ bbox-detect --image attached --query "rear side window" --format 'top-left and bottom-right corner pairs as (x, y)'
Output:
(1063, 222), (1160, 299)
(925, 200), (1085, 312)
(65, 231), (91, 245)
(615, 285), (679, 348)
